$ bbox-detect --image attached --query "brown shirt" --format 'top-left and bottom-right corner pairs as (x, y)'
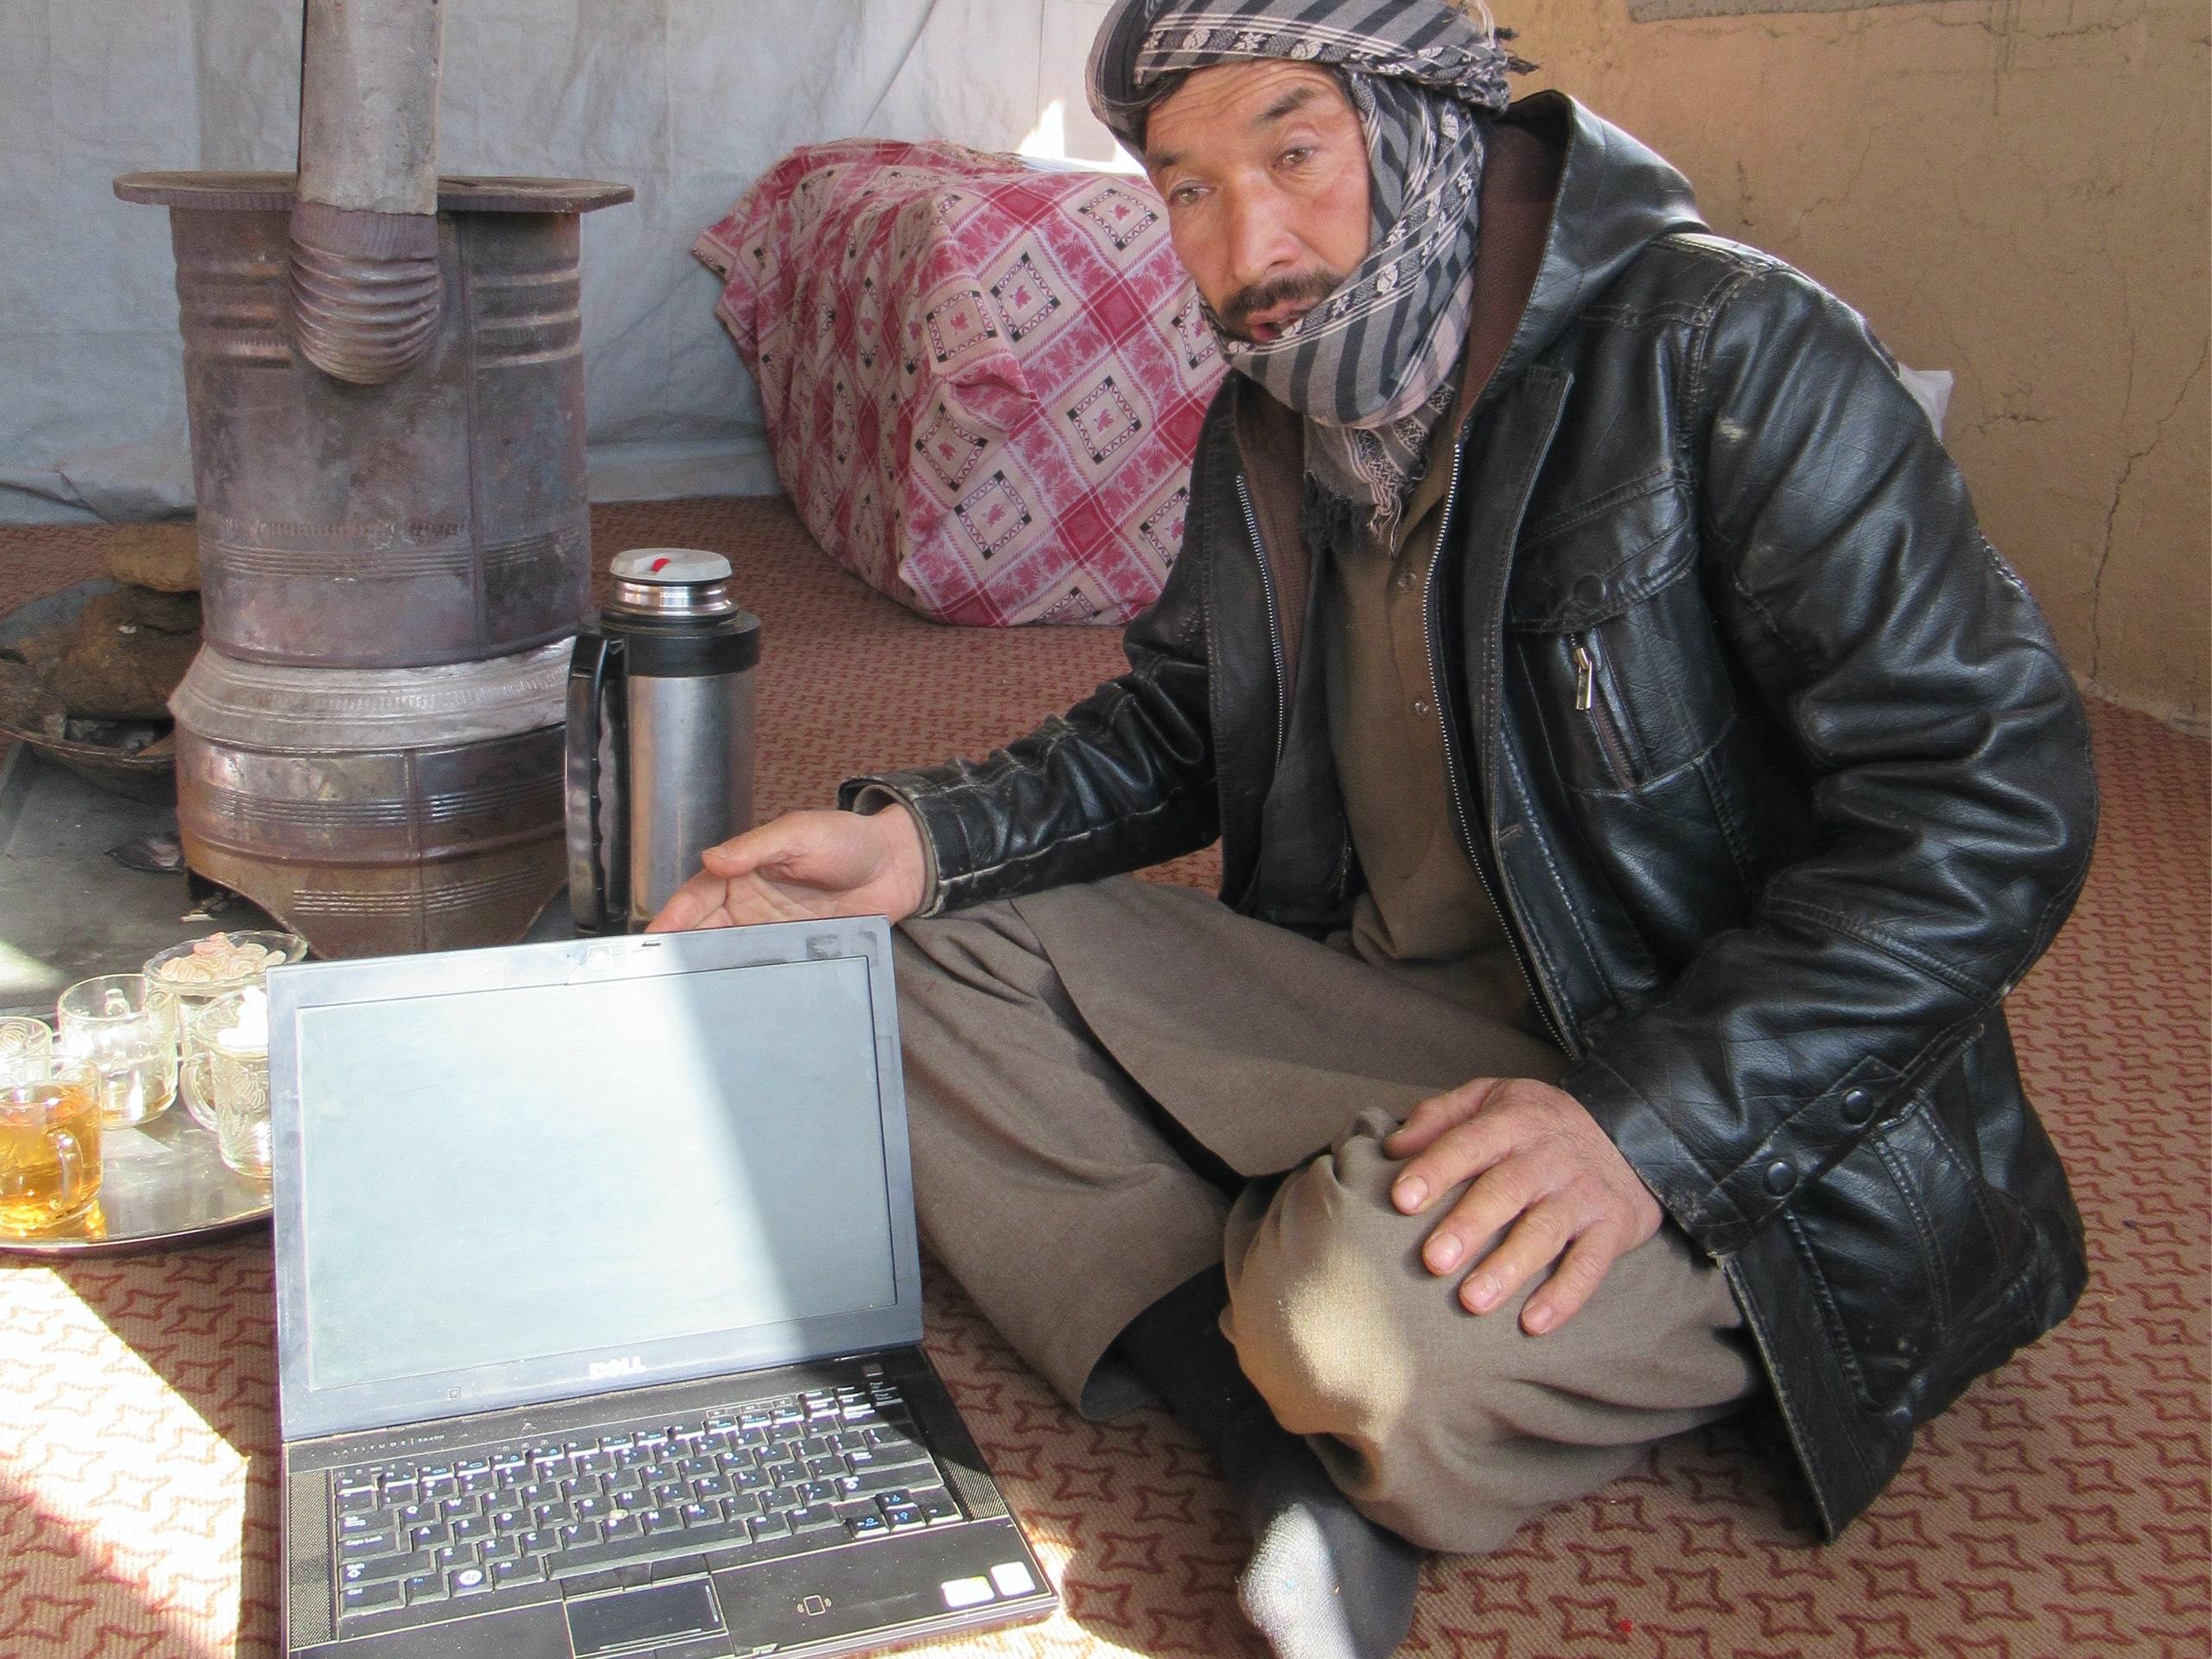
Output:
(1319, 416), (1537, 1032)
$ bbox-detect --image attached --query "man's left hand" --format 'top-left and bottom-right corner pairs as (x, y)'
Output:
(1383, 1077), (1664, 1335)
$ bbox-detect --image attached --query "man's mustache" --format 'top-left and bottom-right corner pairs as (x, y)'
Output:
(1219, 270), (1343, 340)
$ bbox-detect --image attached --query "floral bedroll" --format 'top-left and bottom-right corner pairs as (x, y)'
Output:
(696, 141), (1224, 626)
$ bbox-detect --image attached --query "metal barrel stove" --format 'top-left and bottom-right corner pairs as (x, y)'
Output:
(114, 172), (632, 956)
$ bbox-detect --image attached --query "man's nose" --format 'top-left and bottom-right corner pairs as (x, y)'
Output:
(1222, 183), (1300, 289)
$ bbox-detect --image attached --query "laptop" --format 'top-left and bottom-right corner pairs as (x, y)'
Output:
(266, 916), (1058, 1658)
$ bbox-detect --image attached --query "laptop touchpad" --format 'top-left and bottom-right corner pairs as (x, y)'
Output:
(564, 1579), (725, 1656)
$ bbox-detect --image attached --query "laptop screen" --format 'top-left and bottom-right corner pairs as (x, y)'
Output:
(270, 925), (922, 1440)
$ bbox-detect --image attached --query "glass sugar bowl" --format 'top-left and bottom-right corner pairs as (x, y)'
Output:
(145, 931), (305, 1132)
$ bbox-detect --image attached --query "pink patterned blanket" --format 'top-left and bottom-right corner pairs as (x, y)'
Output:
(696, 141), (1224, 626)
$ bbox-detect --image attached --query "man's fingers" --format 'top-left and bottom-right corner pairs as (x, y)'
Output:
(698, 823), (793, 878)
(1437, 1187), (1570, 1306)
(645, 874), (721, 933)
(1519, 1229), (1624, 1334)
(1383, 1077), (1506, 1178)
(1390, 1103), (1516, 1214)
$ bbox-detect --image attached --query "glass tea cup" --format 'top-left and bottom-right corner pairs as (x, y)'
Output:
(0, 1016), (54, 1088)
(202, 988), (272, 1180)
(144, 931), (305, 1131)
(56, 974), (178, 1129)
(0, 1057), (104, 1236)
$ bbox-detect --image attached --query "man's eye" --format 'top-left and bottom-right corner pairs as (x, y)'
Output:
(1278, 147), (1313, 168)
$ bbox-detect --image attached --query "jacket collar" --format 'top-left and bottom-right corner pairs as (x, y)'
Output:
(1488, 92), (1707, 390)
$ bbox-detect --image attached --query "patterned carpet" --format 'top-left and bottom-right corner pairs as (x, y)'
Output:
(1, 497), (2203, 1658)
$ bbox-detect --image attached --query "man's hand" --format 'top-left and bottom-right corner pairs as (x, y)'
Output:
(1383, 1077), (1664, 1336)
(646, 807), (928, 932)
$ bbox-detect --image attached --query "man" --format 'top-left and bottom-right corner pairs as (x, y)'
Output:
(655, 3), (2097, 1655)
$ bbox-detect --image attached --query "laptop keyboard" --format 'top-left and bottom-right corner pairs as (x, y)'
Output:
(329, 1378), (955, 1624)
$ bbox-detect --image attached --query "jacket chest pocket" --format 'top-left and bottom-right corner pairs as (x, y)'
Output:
(1505, 484), (1738, 794)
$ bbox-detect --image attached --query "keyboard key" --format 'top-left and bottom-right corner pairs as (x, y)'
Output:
(337, 1488), (379, 1516)
(846, 1513), (888, 1540)
(920, 1497), (962, 1526)
(491, 1556), (547, 1587)
(448, 1566), (493, 1596)
(747, 1511), (791, 1542)
(787, 1504), (841, 1534)
(353, 1550), (434, 1586)
(401, 1573), (447, 1605)
(884, 1504), (925, 1530)
(339, 1529), (398, 1558)
(340, 1580), (404, 1616)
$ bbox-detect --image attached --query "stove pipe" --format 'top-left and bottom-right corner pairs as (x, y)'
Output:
(289, 0), (445, 385)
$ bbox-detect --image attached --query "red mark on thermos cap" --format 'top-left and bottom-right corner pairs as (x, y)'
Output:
(650, 556), (671, 573)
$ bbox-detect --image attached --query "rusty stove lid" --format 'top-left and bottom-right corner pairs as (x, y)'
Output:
(113, 173), (635, 214)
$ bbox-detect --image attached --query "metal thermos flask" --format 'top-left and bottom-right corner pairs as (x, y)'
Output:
(565, 549), (761, 933)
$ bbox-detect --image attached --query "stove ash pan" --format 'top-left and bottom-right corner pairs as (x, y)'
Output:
(116, 173), (632, 671)
(168, 642), (570, 957)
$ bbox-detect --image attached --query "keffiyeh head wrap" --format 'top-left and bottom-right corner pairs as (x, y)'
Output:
(1087, 0), (1522, 534)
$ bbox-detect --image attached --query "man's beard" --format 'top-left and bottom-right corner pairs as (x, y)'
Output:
(1218, 268), (1344, 343)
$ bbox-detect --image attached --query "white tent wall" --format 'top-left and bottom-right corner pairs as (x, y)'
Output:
(0, 0), (1127, 525)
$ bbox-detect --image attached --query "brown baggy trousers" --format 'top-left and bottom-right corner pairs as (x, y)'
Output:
(893, 877), (1760, 1554)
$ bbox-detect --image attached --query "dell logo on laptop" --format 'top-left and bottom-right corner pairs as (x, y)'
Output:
(588, 1355), (646, 1381)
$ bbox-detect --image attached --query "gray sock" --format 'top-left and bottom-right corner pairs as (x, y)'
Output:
(1222, 1417), (1423, 1659)
(1116, 1268), (1421, 1659)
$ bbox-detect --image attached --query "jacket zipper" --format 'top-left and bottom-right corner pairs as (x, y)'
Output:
(1422, 441), (1573, 1055)
(1235, 474), (1290, 763)
(1573, 640), (1635, 782)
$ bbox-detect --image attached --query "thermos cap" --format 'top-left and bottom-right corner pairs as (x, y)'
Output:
(610, 548), (732, 583)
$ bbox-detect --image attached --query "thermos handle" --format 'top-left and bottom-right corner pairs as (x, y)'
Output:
(564, 628), (627, 935)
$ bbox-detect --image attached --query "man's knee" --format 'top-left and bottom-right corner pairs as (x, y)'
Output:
(1221, 1107), (1758, 1554)
(1222, 1107), (1514, 1454)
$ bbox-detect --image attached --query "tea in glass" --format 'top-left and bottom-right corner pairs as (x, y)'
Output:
(145, 931), (306, 1134)
(0, 1064), (103, 1236)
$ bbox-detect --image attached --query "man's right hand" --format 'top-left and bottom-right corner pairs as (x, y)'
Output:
(645, 806), (928, 932)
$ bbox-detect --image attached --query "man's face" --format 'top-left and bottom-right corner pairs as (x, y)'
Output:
(1142, 60), (1372, 344)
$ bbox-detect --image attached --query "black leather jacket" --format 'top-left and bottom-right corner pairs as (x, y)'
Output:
(848, 93), (2094, 1534)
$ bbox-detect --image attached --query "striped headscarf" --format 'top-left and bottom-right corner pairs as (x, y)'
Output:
(1088, 0), (1521, 532)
